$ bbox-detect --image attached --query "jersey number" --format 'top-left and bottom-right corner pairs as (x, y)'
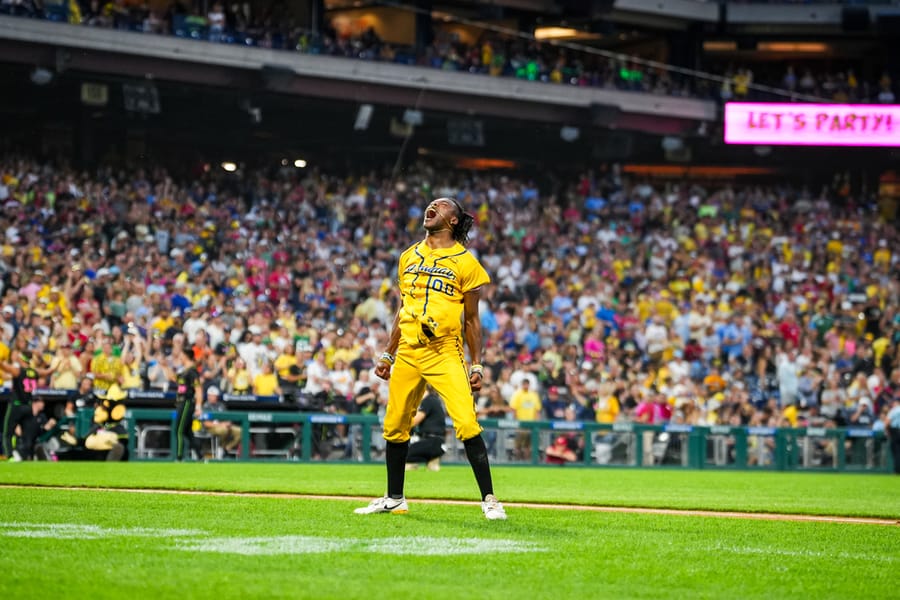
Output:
(429, 279), (455, 297)
(22, 379), (37, 393)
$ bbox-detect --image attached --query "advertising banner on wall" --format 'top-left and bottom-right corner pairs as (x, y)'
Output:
(724, 102), (899, 147)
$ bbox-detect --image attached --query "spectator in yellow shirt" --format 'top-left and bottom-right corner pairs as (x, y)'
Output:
(703, 366), (727, 395)
(273, 343), (299, 378)
(509, 378), (542, 461)
(330, 331), (360, 367)
(0, 336), (11, 389)
(594, 383), (620, 424)
(225, 357), (252, 395)
(252, 361), (281, 398)
(826, 233), (843, 258)
(873, 240), (891, 270)
(49, 341), (82, 390)
(41, 286), (72, 322)
(509, 378), (542, 421)
(90, 337), (123, 392)
(273, 343), (302, 401)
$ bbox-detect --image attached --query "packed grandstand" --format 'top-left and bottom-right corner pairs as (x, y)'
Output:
(0, 156), (896, 444)
(0, 0), (898, 466)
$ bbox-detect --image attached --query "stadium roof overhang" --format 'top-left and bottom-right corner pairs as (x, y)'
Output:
(0, 15), (716, 134)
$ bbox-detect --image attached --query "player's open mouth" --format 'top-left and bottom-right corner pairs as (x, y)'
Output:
(425, 208), (438, 219)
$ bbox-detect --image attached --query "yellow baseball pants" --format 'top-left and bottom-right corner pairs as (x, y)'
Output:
(383, 337), (482, 443)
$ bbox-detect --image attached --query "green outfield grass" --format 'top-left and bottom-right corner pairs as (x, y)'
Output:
(0, 462), (898, 517)
(0, 464), (898, 599)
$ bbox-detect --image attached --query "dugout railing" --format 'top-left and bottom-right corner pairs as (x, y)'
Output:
(121, 409), (893, 472)
(125, 408), (382, 462)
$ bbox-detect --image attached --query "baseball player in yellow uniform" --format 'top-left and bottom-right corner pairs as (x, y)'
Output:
(355, 197), (506, 520)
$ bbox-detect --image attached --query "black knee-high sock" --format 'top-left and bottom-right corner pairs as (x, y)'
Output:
(463, 435), (494, 500)
(386, 440), (409, 499)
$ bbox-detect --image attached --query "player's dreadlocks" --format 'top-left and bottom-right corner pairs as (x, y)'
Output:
(449, 199), (475, 245)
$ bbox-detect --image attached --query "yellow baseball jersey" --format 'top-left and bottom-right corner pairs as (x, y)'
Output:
(383, 241), (490, 443)
(396, 241), (490, 347)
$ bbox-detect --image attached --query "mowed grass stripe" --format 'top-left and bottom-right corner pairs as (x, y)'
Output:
(1, 484), (897, 526)
(0, 486), (897, 599)
(1, 462), (898, 518)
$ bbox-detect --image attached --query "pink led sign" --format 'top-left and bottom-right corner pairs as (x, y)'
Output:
(724, 102), (900, 147)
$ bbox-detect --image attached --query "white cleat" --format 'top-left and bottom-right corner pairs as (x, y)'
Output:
(481, 494), (507, 520)
(354, 495), (409, 515)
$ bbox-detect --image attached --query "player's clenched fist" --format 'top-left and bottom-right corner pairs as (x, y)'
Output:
(375, 351), (394, 380)
(469, 364), (484, 392)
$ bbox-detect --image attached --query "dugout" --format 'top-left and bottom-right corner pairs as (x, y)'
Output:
(121, 409), (894, 472)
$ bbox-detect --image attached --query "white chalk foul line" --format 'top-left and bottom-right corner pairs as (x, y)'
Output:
(0, 522), (545, 556)
(0, 522), (201, 539)
(178, 535), (545, 556)
(706, 541), (900, 563)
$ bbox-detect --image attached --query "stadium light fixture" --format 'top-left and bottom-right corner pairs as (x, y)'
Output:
(534, 27), (601, 41)
(221, 162), (238, 172)
(534, 27), (578, 40)
(30, 67), (54, 86)
(702, 41), (736, 52)
(661, 137), (684, 152)
(560, 126), (580, 142)
(354, 104), (373, 131)
(402, 109), (424, 127)
(294, 159), (307, 168)
(757, 42), (827, 53)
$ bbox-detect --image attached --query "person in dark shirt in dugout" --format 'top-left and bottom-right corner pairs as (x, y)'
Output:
(1, 346), (41, 461)
(405, 390), (447, 472)
(162, 347), (202, 461)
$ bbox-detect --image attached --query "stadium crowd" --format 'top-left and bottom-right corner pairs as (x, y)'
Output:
(0, 151), (898, 464)
(2, 1), (896, 104)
